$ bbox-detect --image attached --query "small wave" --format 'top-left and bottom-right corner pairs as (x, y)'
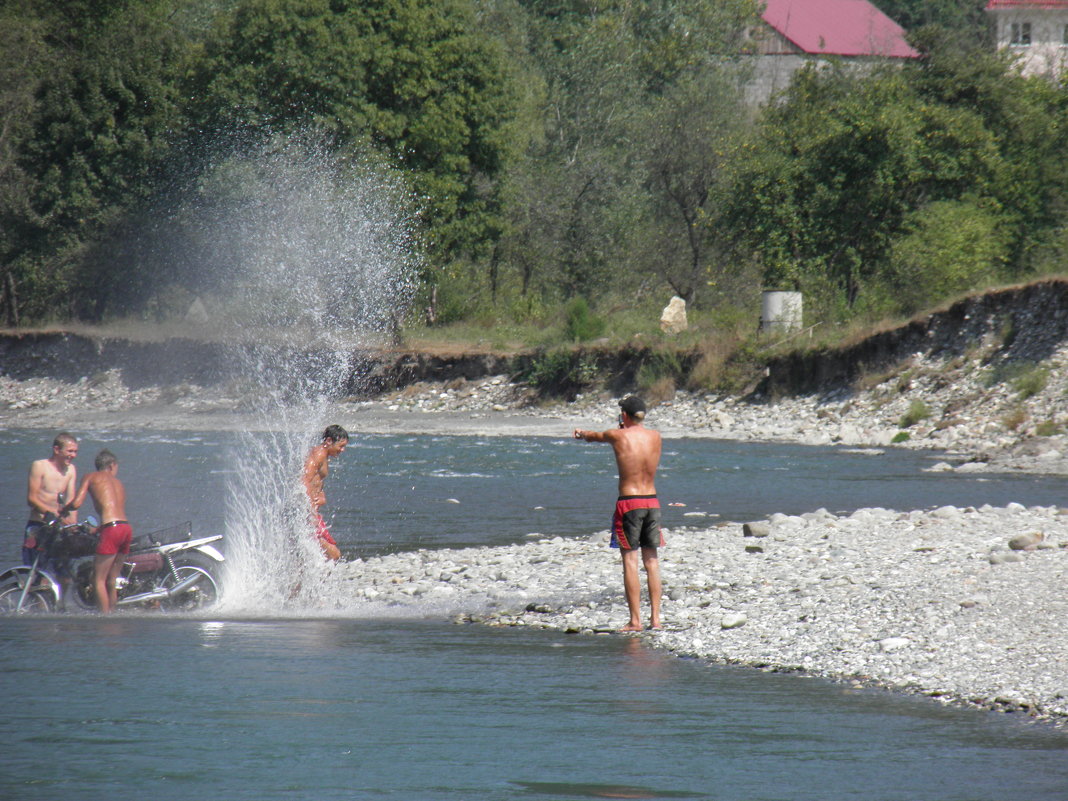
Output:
(430, 470), (499, 479)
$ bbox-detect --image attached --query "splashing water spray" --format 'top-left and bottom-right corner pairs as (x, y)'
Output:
(187, 136), (418, 613)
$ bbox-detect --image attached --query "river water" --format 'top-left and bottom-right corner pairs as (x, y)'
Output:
(3, 428), (1068, 800)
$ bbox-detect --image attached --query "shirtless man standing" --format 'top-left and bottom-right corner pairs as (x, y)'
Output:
(302, 424), (348, 561)
(25, 432), (79, 567)
(574, 396), (663, 631)
(61, 450), (132, 613)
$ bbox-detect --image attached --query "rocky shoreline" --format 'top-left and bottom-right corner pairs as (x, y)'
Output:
(9, 338), (1068, 475)
(333, 501), (1068, 726)
(4, 353), (1068, 727)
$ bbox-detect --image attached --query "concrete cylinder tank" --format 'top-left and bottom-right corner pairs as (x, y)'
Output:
(760, 291), (802, 334)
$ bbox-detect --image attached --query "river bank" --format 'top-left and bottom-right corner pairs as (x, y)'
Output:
(4, 356), (1068, 727)
(333, 501), (1068, 727)
(6, 335), (1068, 475)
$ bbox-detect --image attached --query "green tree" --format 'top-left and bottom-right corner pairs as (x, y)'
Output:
(509, 3), (646, 299)
(494, 0), (757, 309)
(635, 69), (750, 306)
(878, 0), (989, 44)
(884, 197), (1010, 314)
(906, 32), (1068, 278)
(4, 0), (191, 321)
(0, 1), (50, 324)
(628, 0), (759, 91)
(187, 0), (519, 271)
(725, 63), (1005, 310)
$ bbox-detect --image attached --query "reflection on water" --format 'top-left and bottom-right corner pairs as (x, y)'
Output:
(4, 431), (1068, 796)
(512, 782), (700, 798)
(1, 617), (1067, 800)
(610, 636), (673, 719)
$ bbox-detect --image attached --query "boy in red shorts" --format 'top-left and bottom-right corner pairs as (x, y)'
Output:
(302, 425), (348, 561)
(61, 449), (132, 613)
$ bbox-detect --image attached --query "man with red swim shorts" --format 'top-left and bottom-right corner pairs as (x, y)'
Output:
(313, 512), (339, 554)
(574, 396), (663, 631)
(302, 425), (348, 561)
(612, 495), (664, 551)
(61, 449), (132, 613)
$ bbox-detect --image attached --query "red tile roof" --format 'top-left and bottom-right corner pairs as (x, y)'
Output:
(762, 0), (919, 58)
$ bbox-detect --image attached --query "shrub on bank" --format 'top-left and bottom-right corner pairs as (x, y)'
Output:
(899, 399), (931, 428)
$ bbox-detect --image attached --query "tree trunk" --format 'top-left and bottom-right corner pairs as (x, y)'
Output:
(3, 271), (18, 328)
(489, 245), (500, 302)
(425, 284), (437, 326)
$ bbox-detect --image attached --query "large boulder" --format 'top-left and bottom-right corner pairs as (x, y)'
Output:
(660, 296), (688, 335)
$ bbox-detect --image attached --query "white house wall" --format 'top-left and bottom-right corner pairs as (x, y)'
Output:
(991, 7), (1068, 78)
(743, 55), (885, 105)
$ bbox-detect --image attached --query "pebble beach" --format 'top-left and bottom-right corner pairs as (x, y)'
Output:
(335, 502), (1068, 726)
(3, 356), (1068, 726)
(346, 369), (1067, 727)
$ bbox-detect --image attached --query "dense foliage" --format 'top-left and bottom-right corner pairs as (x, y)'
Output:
(727, 34), (1068, 319)
(187, 0), (516, 266)
(2, 0), (1068, 333)
(878, 0), (989, 44)
(1, 0), (189, 321)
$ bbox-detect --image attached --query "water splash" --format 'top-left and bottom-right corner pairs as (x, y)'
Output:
(182, 135), (419, 613)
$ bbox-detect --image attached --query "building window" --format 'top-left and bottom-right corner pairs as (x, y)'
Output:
(1011, 22), (1032, 46)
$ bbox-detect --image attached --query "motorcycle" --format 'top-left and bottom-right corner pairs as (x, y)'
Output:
(0, 517), (224, 613)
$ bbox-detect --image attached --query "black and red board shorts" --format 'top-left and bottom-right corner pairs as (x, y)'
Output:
(611, 495), (663, 550)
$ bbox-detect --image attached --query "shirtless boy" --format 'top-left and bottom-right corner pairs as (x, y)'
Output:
(61, 450), (132, 613)
(25, 432), (79, 567)
(302, 424), (348, 561)
(574, 396), (663, 631)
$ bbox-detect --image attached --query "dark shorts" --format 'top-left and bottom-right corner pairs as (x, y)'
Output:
(611, 495), (663, 550)
(96, 521), (133, 556)
(23, 520), (69, 576)
(23, 520), (46, 556)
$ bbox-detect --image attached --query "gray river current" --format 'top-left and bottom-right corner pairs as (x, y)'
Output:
(2, 429), (1067, 799)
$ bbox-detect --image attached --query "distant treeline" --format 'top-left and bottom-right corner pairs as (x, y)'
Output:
(2, 0), (1065, 332)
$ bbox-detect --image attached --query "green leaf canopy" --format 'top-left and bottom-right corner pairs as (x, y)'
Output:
(188, 0), (518, 264)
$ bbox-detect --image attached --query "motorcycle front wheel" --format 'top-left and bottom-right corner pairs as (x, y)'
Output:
(0, 581), (57, 613)
(161, 558), (221, 611)
(70, 563), (97, 611)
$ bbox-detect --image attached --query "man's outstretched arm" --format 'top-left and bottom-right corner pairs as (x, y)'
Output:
(573, 428), (616, 442)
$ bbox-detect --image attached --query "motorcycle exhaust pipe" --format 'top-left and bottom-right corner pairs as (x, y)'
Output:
(115, 572), (206, 607)
(165, 572), (206, 597)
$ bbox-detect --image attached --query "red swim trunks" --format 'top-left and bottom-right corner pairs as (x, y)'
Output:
(96, 521), (133, 556)
(313, 514), (338, 547)
(611, 495), (663, 550)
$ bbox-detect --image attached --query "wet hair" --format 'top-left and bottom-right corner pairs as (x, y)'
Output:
(94, 449), (117, 471)
(619, 395), (647, 421)
(53, 432), (77, 449)
(322, 424), (349, 443)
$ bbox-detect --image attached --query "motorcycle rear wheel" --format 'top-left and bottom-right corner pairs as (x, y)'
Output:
(0, 582), (57, 613)
(161, 558), (221, 611)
